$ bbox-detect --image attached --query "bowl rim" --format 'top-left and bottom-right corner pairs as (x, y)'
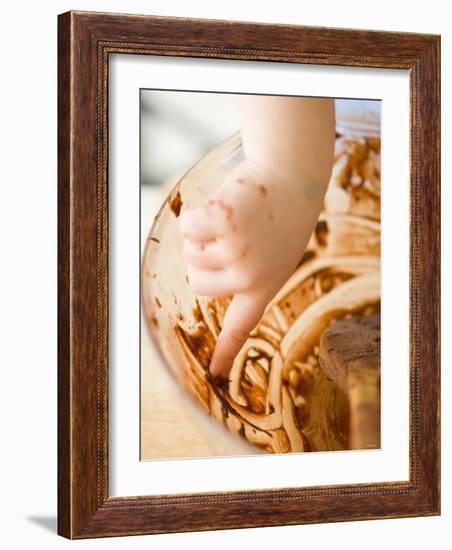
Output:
(140, 131), (261, 458)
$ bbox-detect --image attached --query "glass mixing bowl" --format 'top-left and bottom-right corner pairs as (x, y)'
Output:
(142, 130), (381, 456)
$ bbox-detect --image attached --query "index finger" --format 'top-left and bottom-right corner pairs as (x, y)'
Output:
(209, 293), (267, 378)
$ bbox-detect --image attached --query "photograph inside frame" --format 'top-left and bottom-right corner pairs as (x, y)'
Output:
(140, 90), (381, 460)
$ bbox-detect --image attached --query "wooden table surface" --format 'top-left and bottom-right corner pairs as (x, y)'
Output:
(140, 322), (216, 460)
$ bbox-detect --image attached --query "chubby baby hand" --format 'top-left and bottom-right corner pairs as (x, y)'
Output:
(179, 159), (324, 378)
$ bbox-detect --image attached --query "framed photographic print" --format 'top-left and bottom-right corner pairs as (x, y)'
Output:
(58, 11), (440, 539)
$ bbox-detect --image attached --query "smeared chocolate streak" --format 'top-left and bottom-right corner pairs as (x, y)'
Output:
(298, 249), (316, 267)
(168, 190), (183, 217)
(151, 315), (159, 328)
(314, 220), (329, 247)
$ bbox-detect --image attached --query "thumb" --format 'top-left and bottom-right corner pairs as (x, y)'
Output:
(209, 292), (267, 379)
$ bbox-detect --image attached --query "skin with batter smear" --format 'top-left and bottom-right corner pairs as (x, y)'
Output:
(179, 95), (336, 378)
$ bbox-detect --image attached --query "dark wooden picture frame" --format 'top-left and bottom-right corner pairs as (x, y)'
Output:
(58, 10), (440, 539)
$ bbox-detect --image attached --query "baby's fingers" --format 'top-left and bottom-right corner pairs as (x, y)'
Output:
(179, 207), (217, 241)
(179, 200), (234, 242)
(183, 239), (236, 271)
(186, 265), (238, 297)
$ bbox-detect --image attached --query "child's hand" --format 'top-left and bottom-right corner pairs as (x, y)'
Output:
(180, 157), (328, 378)
(180, 95), (335, 379)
